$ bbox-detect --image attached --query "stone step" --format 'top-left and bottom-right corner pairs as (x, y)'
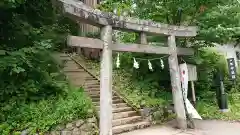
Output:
(65, 71), (88, 75)
(91, 96), (119, 102)
(112, 116), (142, 127)
(59, 53), (69, 57)
(64, 60), (77, 64)
(63, 64), (81, 70)
(86, 88), (100, 92)
(59, 57), (71, 61)
(112, 99), (123, 104)
(93, 99), (123, 105)
(64, 67), (81, 71)
(84, 83), (100, 87)
(85, 85), (100, 89)
(85, 80), (99, 83)
(88, 92), (117, 98)
(84, 80), (100, 84)
(70, 79), (86, 84)
(66, 75), (86, 80)
(85, 87), (100, 91)
(113, 103), (128, 108)
(89, 94), (100, 99)
(112, 121), (150, 134)
(62, 60), (76, 65)
(97, 107), (133, 114)
(85, 77), (97, 81)
(64, 69), (85, 72)
(113, 111), (138, 119)
(85, 75), (95, 78)
(88, 91), (100, 96)
(96, 103), (128, 110)
(85, 78), (99, 81)
(66, 72), (87, 76)
(113, 107), (133, 113)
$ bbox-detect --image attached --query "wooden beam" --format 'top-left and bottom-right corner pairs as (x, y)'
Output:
(113, 43), (170, 54)
(168, 35), (187, 129)
(56, 0), (197, 37)
(99, 25), (113, 135)
(67, 36), (194, 55)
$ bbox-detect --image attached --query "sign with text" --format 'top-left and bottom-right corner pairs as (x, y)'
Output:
(187, 64), (197, 81)
(227, 58), (237, 80)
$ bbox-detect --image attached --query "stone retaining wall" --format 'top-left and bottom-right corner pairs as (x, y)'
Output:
(46, 117), (98, 135)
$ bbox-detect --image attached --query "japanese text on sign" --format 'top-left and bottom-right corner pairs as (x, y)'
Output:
(227, 58), (237, 80)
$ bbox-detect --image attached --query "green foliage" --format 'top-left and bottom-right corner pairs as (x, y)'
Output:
(0, 0), (78, 103)
(114, 70), (171, 108)
(113, 45), (230, 101)
(197, 90), (240, 120)
(135, 0), (239, 44)
(85, 32), (101, 39)
(0, 43), (66, 104)
(0, 0), (26, 8)
(100, 0), (240, 45)
(98, 0), (134, 15)
(0, 88), (93, 135)
(0, 1), (83, 134)
(193, 48), (228, 95)
(198, 4), (240, 43)
(0, 0), (78, 51)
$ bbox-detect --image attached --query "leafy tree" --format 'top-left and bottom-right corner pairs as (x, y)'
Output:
(0, 0), (78, 108)
(99, 0), (239, 45)
(0, 0), (83, 134)
(133, 0), (240, 45)
(97, 0), (239, 96)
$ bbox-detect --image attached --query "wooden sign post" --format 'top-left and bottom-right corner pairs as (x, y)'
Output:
(55, 0), (198, 133)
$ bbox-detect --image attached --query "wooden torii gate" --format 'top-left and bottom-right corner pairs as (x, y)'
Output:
(56, 0), (197, 134)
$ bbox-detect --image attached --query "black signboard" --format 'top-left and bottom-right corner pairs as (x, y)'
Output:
(227, 58), (237, 80)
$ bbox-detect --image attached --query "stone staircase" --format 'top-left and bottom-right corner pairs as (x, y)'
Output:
(59, 53), (150, 134)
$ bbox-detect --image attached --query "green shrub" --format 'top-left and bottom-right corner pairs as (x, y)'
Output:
(193, 48), (228, 94)
(0, 44), (66, 104)
(0, 88), (93, 135)
(196, 91), (240, 120)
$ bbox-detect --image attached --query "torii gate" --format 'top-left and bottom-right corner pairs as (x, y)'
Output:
(55, 0), (197, 134)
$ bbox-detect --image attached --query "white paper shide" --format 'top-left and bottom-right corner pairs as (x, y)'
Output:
(148, 60), (153, 71)
(133, 58), (139, 69)
(116, 53), (120, 68)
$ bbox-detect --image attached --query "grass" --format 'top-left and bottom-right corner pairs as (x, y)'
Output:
(0, 87), (94, 135)
(197, 92), (240, 121)
(113, 70), (172, 108)
(80, 56), (240, 122)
